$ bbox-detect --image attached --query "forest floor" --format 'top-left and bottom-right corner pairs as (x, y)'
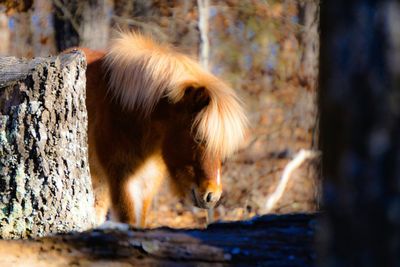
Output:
(147, 157), (319, 228)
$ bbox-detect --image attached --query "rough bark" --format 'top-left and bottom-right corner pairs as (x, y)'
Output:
(0, 213), (316, 266)
(0, 51), (96, 239)
(319, 1), (400, 266)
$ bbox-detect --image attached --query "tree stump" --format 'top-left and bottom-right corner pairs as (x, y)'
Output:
(0, 51), (96, 239)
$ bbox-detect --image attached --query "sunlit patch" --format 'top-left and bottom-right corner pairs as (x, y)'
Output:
(216, 168), (221, 185)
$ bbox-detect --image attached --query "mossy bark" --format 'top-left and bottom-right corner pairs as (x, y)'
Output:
(0, 51), (95, 239)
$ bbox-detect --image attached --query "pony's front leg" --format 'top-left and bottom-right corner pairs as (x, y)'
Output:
(109, 159), (165, 228)
(125, 177), (154, 227)
(109, 177), (138, 225)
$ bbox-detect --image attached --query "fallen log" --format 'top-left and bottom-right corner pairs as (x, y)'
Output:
(0, 213), (316, 266)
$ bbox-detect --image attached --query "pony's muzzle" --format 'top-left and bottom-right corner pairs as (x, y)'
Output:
(191, 186), (222, 209)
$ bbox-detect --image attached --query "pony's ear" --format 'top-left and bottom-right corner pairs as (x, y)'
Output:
(183, 86), (210, 113)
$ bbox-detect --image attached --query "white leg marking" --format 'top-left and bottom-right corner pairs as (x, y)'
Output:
(216, 167), (221, 186)
(127, 178), (143, 227)
(127, 157), (165, 227)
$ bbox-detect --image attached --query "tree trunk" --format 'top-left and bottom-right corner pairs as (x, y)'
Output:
(52, 0), (80, 51)
(0, 213), (316, 266)
(79, 0), (111, 49)
(8, 11), (34, 58)
(296, 0), (321, 209)
(53, 0), (111, 51)
(0, 51), (96, 239)
(298, 0), (320, 92)
(319, 1), (400, 266)
(0, 13), (10, 56)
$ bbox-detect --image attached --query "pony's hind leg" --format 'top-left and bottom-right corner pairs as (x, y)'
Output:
(89, 151), (111, 226)
(92, 175), (110, 225)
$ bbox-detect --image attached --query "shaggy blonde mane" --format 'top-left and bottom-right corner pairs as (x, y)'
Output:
(104, 31), (247, 159)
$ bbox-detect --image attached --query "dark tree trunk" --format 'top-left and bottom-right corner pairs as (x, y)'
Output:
(53, 0), (111, 51)
(319, 1), (400, 266)
(0, 214), (316, 266)
(0, 51), (96, 239)
(53, 1), (80, 51)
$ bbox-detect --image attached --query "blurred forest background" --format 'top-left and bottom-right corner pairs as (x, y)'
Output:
(0, 0), (319, 228)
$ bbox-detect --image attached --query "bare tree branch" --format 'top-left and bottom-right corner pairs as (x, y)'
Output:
(265, 149), (320, 213)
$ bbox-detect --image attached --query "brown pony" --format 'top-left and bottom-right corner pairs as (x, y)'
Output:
(79, 32), (247, 227)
